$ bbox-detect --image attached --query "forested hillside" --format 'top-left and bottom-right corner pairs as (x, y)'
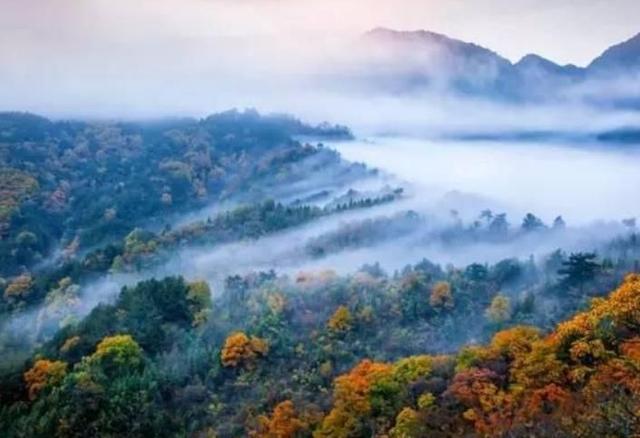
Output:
(1, 268), (639, 436)
(1, 110), (639, 437)
(3, 2), (640, 436)
(0, 110), (354, 277)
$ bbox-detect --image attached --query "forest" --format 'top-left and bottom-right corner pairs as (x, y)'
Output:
(4, 1), (640, 435)
(1, 244), (640, 437)
(0, 110), (639, 437)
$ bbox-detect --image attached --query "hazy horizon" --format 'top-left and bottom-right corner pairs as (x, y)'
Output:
(2, 0), (640, 119)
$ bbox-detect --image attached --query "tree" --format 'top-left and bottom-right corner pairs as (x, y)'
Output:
(479, 209), (493, 221)
(315, 360), (393, 438)
(327, 306), (353, 333)
(252, 400), (307, 438)
(430, 281), (454, 310)
(489, 213), (509, 237)
(398, 272), (429, 320)
(490, 326), (540, 360)
(558, 253), (600, 295)
(390, 407), (424, 438)
(552, 216), (566, 230)
(486, 294), (512, 324)
(522, 213), (546, 232)
(4, 273), (33, 300)
(124, 228), (157, 255)
(466, 263), (489, 283)
(187, 280), (212, 326)
(221, 332), (268, 367)
(490, 259), (522, 287)
(16, 230), (38, 247)
(23, 359), (67, 400)
(90, 334), (144, 371)
(446, 367), (515, 436)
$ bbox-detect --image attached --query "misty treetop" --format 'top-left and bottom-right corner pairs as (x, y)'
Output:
(2, 249), (640, 437)
(2, 3), (640, 435)
(1, 108), (640, 437)
(0, 110), (356, 278)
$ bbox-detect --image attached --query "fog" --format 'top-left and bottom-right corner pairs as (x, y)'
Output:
(5, 127), (639, 348)
(334, 137), (640, 225)
(50, 129), (638, 322)
(3, 1), (640, 355)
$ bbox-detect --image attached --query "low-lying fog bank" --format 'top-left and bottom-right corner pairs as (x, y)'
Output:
(334, 136), (640, 225)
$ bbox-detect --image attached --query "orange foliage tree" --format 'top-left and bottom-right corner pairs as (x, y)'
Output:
(221, 331), (269, 368)
(430, 281), (454, 310)
(446, 367), (515, 436)
(23, 359), (67, 400)
(315, 359), (392, 437)
(312, 274), (640, 437)
(251, 400), (308, 438)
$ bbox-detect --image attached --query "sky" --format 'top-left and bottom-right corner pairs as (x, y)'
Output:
(1, 0), (639, 118)
(2, 0), (639, 65)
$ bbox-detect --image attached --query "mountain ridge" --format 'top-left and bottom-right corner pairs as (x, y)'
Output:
(357, 27), (640, 101)
(589, 31), (640, 72)
(366, 27), (640, 71)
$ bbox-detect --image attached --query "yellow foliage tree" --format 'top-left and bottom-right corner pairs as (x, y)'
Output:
(553, 273), (640, 349)
(4, 274), (33, 300)
(390, 407), (423, 438)
(267, 292), (287, 315)
(490, 326), (541, 360)
(392, 355), (432, 384)
(486, 294), (511, 324)
(90, 334), (143, 369)
(327, 306), (353, 333)
(221, 332), (269, 368)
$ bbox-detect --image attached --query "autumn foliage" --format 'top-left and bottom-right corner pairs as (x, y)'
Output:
(327, 305), (353, 333)
(315, 360), (393, 437)
(430, 281), (454, 309)
(221, 331), (269, 367)
(23, 359), (67, 400)
(251, 400), (308, 438)
(90, 334), (143, 369)
(313, 274), (640, 437)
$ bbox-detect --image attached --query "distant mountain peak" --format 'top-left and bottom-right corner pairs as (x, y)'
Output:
(515, 53), (585, 78)
(358, 26), (638, 101)
(362, 27), (511, 64)
(365, 27), (449, 41)
(516, 54), (556, 67)
(363, 27), (468, 51)
(588, 32), (640, 72)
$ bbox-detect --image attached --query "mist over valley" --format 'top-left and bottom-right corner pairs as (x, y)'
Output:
(2, 3), (640, 436)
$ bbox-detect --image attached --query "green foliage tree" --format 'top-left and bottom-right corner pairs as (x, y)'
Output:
(522, 213), (546, 232)
(559, 252), (601, 295)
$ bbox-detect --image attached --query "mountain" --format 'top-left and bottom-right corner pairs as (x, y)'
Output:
(359, 28), (517, 96)
(588, 32), (640, 74)
(353, 27), (639, 102)
(514, 54), (584, 79)
(512, 54), (586, 99)
(364, 28), (511, 69)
